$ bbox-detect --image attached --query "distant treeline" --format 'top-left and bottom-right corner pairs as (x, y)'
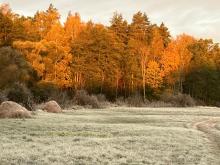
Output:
(0, 3), (219, 105)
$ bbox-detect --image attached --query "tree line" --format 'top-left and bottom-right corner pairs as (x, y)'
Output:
(0, 3), (219, 105)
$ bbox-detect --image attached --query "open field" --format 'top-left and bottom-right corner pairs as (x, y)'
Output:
(0, 107), (220, 165)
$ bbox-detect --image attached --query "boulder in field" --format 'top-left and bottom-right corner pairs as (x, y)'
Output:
(43, 101), (62, 113)
(0, 101), (31, 118)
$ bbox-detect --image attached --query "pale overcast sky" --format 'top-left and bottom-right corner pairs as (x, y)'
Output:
(1, 0), (220, 42)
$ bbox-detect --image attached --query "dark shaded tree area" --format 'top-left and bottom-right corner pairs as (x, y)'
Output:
(0, 47), (35, 89)
(184, 39), (220, 105)
(0, 3), (219, 106)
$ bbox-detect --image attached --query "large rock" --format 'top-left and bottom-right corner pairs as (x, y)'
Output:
(0, 101), (31, 118)
(43, 101), (62, 113)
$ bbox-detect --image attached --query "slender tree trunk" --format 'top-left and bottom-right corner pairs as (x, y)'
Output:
(141, 49), (148, 101)
(74, 73), (77, 90)
(143, 66), (146, 101)
(4, 27), (7, 44)
(115, 72), (119, 99)
(79, 73), (82, 89)
(141, 60), (146, 101)
(54, 39), (58, 83)
(123, 81), (126, 98)
(131, 73), (134, 95)
(101, 73), (104, 94)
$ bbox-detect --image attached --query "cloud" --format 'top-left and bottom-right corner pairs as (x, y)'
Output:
(1, 0), (220, 42)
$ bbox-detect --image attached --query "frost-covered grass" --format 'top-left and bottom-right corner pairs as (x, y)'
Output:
(0, 107), (220, 165)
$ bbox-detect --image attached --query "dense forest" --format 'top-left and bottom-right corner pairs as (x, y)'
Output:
(0, 3), (219, 107)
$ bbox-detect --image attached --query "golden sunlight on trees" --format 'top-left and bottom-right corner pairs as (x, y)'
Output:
(161, 41), (180, 87)
(0, 3), (219, 104)
(161, 34), (195, 93)
(174, 34), (195, 93)
(0, 4), (13, 46)
(64, 12), (84, 44)
(140, 45), (149, 100)
(150, 27), (165, 61)
(146, 61), (164, 89)
(34, 4), (60, 40)
(13, 41), (46, 77)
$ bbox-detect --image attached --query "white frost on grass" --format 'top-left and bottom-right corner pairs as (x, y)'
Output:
(0, 107), (220, 164)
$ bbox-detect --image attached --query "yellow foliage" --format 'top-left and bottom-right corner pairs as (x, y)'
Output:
(64, 12), (84, 44)
(161, 34), (195, 85)
(150, 28), (164, 61)
(146, 61), (164, 89)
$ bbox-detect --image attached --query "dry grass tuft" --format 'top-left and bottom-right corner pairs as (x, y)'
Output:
(116, 93), (196, 108)
(0, 101), (31, 118)
(0, 91), (7, 103)
(126, 94), (147, 107)
(147, 101), (173, 107)
(6, 83), (34, 111)
(161, 93), (196, 107)
(74, 90), (101, 108)
(116, 93), (148, 107)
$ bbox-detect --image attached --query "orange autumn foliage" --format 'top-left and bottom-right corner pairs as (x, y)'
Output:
(146, 60), (164, 89)
(2, 3), (219, 103)
(161, 34), (195, 86)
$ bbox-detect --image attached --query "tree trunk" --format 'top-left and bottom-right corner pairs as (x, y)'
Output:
(131, 73), (134, 95)
(115, 71), (119, 99)
(101, 73), (104, 94)
(141, 60), (146, 101)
